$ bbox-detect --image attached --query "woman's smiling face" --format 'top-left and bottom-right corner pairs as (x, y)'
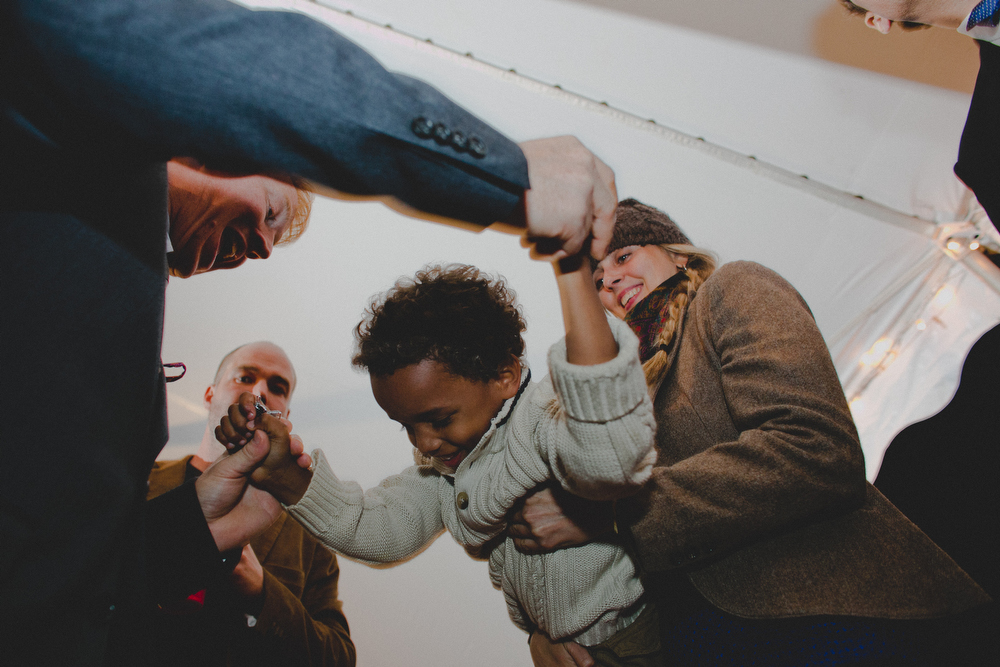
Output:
(166, 161), (298, 278)
(594, 244), (682, 318)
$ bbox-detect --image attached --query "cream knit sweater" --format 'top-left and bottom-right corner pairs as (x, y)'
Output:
(287, 318), (657, 645)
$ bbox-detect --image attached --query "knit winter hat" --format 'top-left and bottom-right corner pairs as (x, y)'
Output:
(606, 198), (691, 255)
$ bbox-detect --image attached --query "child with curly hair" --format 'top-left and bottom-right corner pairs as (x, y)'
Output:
(217, 256), (660, 666)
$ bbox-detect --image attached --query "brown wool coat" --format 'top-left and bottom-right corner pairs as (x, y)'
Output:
(617, 261), (990, 619)
(147, 457), (356, 666)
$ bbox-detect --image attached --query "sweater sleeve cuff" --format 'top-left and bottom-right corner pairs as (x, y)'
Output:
(284, 449), (360, 536)
(546, 318), (648, 423)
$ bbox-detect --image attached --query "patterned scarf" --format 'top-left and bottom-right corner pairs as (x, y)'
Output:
(624, 272), (687, 362)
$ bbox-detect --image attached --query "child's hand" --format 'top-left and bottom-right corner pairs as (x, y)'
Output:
(216, 392), (312, 505)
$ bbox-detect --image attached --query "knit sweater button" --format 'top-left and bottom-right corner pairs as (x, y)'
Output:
(456, 491), (469, 510)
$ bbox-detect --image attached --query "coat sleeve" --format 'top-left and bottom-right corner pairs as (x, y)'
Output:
(4, 0), (529, 225)
(247, 538), (356, 667)
(956, 40), (1000, 233)
(285, 450), (447, 565)
(618, 263), (868, 572)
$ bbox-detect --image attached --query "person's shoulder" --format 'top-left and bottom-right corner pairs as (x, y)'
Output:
(699, 261), (806, 314)
(149, 455), (196, 476)
(704, 260), (788, 292)
(147, 456), (193, 498)
(503, 373), (557, 437)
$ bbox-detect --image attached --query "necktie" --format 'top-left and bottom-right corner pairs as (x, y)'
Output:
(967, 0), (1000, 29)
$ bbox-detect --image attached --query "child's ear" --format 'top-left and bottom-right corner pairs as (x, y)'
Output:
(494, 355), (522, 399)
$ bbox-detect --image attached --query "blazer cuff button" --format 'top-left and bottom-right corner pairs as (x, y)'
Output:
(449, 130), (468, 152)
(468, 136), (487, 158)
(411, 116), (434, 138)
(432, 122), (452, 144)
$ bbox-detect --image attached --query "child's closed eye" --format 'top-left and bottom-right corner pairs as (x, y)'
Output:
(431, 416), (452, 429)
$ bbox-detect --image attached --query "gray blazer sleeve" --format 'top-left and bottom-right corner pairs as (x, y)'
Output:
(4, 0), (529, 225)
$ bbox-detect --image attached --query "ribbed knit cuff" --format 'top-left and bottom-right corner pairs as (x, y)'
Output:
(284, 449), (357, 536)
(547, 318), (647, 423)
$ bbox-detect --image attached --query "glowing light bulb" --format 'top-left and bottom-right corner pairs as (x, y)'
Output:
(915, 319), (927, 331)
(970, 241), (980, 251)
(859, 337), (894, 367)
(932, 286), (955, 309)
(946, 240), (962, 251)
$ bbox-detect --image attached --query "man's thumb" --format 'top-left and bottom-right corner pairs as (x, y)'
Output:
(227, 430), (269, 473)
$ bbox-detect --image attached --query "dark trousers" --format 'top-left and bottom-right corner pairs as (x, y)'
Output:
(650, 574), (995, 666)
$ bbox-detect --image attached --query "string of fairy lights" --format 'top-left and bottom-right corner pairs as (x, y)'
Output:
(843, 227), (990, 417)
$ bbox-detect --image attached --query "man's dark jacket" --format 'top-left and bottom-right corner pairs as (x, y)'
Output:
(956, 40), (1000, 232)
(0, 1), (528, 664)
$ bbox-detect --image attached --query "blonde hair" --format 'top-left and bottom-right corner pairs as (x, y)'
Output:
(640, 243), (717, 388)
(276, 177), (315, 246)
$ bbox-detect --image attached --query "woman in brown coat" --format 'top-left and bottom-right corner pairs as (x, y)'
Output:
(517, 199), (990, 666)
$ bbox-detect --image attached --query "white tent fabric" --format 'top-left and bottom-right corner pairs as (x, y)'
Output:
(159, 2), (1000, 665)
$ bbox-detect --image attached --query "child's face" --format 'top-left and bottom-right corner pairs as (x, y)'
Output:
(370, 358), (521, 469)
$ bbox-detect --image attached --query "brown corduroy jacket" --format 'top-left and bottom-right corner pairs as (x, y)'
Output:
(617, 261), (990, 619)
(147, 457), (356, 666)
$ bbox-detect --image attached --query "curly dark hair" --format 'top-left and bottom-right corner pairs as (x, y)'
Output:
(352, 264), (526, 382)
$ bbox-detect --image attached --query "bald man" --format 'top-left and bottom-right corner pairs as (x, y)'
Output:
(147, 343), (355, 667)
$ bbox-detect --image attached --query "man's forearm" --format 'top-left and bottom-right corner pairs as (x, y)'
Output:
(10, 0), (529, 225)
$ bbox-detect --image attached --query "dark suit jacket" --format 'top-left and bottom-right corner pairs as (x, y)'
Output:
(0, 1), (528, 663)
(956, 40), (1000, 232)
(147, 458), (355, 667)
(617, 262), (990, 619)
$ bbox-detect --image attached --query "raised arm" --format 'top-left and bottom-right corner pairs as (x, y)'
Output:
(553, 255), (618, 365)
(7, 0), (616, 254)
(6, 0), (526, 224)
(457, 254), (656, 515)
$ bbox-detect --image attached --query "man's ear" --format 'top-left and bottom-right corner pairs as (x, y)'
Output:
(865, 12), (894, 34)
(204, 385), (214, 409)
(495, 356), (522, 400)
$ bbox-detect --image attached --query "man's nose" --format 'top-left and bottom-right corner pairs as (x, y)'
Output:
(247, 228), (274, 260)
(252, 380), (272, 405)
